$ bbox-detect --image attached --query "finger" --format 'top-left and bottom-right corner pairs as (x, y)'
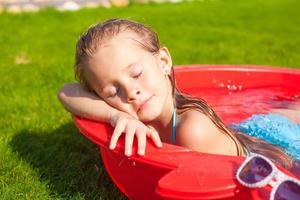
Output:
(124, 125), (135, 156)
(109, 120), (126, 150)
(136, 128), (147, 156)
(148, 127), (163, 148)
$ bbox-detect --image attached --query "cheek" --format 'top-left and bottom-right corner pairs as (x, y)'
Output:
(143, 67), (166, 91)
(149, 77), (170, 101)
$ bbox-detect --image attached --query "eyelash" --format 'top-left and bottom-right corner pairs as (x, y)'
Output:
(108, 70), (142, 98)
(133, 71), (142, 79)
(109, 87), (119, 98)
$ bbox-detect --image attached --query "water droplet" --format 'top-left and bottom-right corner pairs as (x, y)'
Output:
(238, 85), (243, 91)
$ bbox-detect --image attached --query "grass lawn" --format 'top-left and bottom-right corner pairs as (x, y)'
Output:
(0, 0), (300, 199)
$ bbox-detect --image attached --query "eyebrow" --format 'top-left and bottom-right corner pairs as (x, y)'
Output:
(122, 60), (139, 73)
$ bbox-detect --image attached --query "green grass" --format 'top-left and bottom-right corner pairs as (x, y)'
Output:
(0, 0), (300, 199)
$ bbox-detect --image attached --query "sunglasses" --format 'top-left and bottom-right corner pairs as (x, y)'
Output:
(236, 153), (300, 200)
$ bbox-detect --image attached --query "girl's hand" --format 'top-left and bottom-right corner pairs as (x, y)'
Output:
(109, 113), (163, 156)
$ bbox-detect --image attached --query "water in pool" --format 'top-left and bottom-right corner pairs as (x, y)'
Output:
(193, 86), (300, 161)
(193, 86), (300, 123)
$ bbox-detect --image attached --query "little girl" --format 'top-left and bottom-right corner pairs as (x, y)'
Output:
(58, 18), (299, 174)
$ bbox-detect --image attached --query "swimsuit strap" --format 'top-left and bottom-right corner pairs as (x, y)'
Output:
(172, 108), (177, 144)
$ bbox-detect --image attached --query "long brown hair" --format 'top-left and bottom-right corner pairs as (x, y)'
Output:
(74, 18), (295, 170)
(169, 69), (294, 169)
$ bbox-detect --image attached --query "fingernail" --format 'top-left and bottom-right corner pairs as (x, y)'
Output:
(138, 150), (145, 156)
(125, 151), (131, 157)
(109, 144), (115, 150)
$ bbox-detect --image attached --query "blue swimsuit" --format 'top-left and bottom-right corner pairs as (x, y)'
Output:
(231, 113), (300, 161)
(172, 110), (300, 160)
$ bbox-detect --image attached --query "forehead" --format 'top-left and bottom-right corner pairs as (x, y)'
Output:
(103, 31), (144, 49)
(86, 31), (155, 87)
(92, 31), (150, 65)
(95, 31), (145, 56)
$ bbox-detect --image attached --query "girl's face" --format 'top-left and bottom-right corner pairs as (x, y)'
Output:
(86, 31), (173, 122)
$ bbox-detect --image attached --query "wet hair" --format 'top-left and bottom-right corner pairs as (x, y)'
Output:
(170, 74), (294, 169)
(74, 18), (295, 170)
(75, 18), (160, 89)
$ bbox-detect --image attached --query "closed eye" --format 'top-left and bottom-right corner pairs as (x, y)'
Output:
(130, 65), (143, 79)
(107, 87), (120, 98)
(133, 71), (142, 79)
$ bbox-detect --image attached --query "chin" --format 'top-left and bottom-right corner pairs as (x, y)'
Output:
(138, 114), (156, 122)
(138, 108), (161, 122)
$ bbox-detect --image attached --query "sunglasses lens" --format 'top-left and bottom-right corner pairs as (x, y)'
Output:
(274, 180), (300, 200)
(238, 157), (272, 184)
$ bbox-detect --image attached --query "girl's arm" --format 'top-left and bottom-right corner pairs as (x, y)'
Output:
(58, 83), (118, 123)
(58, 83), (162, 156)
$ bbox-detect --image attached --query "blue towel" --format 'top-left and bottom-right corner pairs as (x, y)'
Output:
(231, 114), (300, 160)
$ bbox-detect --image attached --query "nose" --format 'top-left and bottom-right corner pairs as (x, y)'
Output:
(127, 89), (140, 102)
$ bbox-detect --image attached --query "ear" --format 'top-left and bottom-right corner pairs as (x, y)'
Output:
(157, 47), (173, 75)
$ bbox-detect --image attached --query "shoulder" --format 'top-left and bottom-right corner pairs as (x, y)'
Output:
(176, 109), (219, 144)
(177, 109), (216, 133)
(176, 109), (236, 155)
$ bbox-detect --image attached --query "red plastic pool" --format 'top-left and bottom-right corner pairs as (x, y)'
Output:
(73, 65), (300, 200)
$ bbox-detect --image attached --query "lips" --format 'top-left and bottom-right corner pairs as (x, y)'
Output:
(137, 95), (153, 113)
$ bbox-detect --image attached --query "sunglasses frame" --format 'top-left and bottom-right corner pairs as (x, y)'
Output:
(236, 153), (300, 200)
